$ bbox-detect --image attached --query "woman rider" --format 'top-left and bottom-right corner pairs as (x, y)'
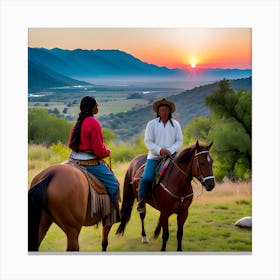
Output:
(68, 96), (119, 204)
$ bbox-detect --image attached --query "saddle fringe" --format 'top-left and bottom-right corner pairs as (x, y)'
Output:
(89, 187), (120, 226)
(63, 160), (120, 226)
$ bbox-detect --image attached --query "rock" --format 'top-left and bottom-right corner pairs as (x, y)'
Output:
(235, 216), (252, 228)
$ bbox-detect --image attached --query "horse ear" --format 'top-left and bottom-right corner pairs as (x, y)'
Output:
(196, 140), (199, 150)
(208, 141), (213, 150)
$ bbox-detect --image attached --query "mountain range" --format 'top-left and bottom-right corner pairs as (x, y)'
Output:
(28, 47), (252, 91)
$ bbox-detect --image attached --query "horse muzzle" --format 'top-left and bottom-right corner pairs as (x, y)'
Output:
(199, 176), (215, 191)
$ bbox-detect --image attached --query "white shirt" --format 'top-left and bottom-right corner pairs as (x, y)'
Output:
(144, 117), (183, 159)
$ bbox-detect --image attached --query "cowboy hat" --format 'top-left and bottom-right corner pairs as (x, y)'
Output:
(153, 98), (176, 113)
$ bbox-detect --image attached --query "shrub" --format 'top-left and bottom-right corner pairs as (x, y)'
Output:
(28, 108), (73, 146)
(50, 142), (71, 160)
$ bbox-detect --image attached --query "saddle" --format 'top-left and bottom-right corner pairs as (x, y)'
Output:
(64, 160), (107, 194)
(132, 157), (171, 191)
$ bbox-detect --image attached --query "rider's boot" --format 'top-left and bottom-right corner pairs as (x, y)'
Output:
(137, 178), (152, 213)
(137, 199), (146, 213)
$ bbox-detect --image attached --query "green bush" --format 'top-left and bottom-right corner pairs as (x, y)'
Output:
(109, 137), (147, 163)
(28, 108), (73, 146)
(50, 142), (71, 160)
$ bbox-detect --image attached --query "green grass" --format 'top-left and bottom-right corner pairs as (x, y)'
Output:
(39, 198), (251, 252)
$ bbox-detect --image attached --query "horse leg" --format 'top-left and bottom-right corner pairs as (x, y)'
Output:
(38, 211), (52, 248)
(101, 225), (111, 251)
(140, 212), (149, 243)
(159, 212), (169, 251)
(176, 211), (188, 251)
(65, 227), (81, 251)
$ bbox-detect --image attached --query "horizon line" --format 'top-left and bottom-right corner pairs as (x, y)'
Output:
(28, 46), (252, 71)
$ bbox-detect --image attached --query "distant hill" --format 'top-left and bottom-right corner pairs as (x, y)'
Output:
(28, 47), (252, 88)
(28, 47), (180, 79)
(28, 60), (92, 91)
(98, 77), (252, 141)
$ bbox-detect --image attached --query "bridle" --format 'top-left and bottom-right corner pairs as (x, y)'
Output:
(195, 150), (215, 184)
(169, 149), (215, 184)
(158, 149), (215, 202)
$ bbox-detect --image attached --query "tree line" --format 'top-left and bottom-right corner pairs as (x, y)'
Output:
(28, 79), (251, 181)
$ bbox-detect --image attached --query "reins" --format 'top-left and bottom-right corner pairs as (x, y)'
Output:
(159, 182), (194, 202)
(157, 153), (194, 203)
(158, 148), (214, 202)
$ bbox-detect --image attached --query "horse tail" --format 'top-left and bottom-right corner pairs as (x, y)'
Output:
(28, 172), (55, 251)
(116, 171), (135, 235)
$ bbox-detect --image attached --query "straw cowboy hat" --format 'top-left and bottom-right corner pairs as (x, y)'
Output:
(153, 98), (176, 113)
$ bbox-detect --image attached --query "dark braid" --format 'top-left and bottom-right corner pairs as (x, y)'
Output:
(69, 96), (97, 153)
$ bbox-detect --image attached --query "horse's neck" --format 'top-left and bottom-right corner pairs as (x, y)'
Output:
(165, 156), (194, 185)
(178, 158), (194, 180)
(158, 158), (193, 197)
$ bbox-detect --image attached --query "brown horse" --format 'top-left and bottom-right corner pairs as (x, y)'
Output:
(116, 141), (215, 251)
(28, 163), (119, 252)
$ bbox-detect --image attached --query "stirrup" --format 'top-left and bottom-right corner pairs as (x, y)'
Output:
(137, 200), (146, 213)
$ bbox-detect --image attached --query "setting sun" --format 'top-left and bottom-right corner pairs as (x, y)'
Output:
(189, 56), (198, 68)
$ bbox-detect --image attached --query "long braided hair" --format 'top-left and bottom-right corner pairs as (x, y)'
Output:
(69, 96), (97, 153)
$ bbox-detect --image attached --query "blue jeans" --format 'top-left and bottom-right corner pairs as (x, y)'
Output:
(138, 159), (159, 200)
(85, 163), (119, 203)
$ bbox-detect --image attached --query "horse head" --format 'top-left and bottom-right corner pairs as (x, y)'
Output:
(194, 140), (215, 191)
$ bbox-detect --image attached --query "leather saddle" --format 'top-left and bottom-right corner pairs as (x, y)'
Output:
(132, 157), (171, 192)
(63, 160), (107, 194)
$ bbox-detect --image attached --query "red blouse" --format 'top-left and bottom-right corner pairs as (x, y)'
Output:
(68, 116), (110, 159)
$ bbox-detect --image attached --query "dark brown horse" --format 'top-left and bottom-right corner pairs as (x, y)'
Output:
(116, 141), (215, 251)
(28, 163), (119, 252)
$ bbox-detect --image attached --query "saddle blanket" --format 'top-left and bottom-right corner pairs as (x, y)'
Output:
(64, 160), (107, 194)
(63, 160), (120, 226)
(132, 157), (171, 188)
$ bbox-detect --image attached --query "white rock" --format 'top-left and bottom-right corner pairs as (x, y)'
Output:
(235, 216), (252, 228)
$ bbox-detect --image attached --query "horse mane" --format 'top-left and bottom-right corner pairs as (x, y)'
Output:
(175, 144), (196, 164)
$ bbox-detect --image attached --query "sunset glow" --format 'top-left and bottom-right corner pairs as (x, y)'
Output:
(28, 28), (252, 70)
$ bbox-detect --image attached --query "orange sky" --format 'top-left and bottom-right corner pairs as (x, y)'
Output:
(28, 28), (251, 69)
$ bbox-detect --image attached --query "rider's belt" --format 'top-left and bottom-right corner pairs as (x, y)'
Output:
(70, 158), (102, 166)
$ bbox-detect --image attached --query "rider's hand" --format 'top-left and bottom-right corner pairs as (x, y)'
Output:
(160, 149), (170, 156)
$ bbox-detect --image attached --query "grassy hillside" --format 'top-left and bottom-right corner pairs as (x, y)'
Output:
(98, 77), (252, 141)
(28, 145), (252, 252)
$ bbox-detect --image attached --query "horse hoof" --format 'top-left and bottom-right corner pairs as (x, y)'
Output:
(142, 236), (149, 243)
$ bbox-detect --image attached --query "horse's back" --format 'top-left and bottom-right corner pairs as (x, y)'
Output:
(31, 164), (85, 185)
(128, 154), (147, 176)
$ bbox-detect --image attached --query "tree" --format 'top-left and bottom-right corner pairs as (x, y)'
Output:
(183, 79), (252, 181)
(208, 119), (251, 180)
(205, 79), (252, 180)
(205, 79), (251, 138)
(183, 116), (211, 145)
